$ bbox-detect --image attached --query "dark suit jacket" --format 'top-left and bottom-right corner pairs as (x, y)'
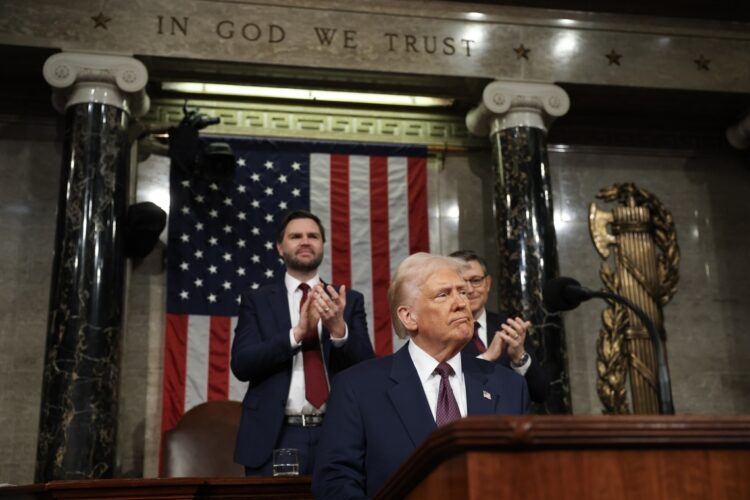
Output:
(312, 344), (529, 499)
(230, 280), (374, 468)
(462, 310), (550, 404)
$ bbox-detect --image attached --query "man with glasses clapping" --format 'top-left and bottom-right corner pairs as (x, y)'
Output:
(450, 250), (550, 403)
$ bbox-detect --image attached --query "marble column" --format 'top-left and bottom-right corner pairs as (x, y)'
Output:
(36, 53), (149, 481)
(467, 81), (571, 414)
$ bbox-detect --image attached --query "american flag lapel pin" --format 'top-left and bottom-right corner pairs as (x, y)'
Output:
(483, 390), (492, 400)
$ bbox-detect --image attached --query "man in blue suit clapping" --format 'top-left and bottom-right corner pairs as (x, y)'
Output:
(313, 253), (529, 499)
(231, 210), (374, 476)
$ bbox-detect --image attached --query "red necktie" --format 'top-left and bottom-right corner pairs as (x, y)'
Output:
(435, 362), (461, 426)
(298, 283), (329, 409)
(472, 321), (487, 353)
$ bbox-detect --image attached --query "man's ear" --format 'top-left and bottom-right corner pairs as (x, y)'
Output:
(276, 241), (283, 256)
(485, 274), (493, 290)
(396, 305), (418, 332)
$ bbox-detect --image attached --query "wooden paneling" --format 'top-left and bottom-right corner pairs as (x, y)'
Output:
(377, 416), (750, 499)
(0, 476), (313, 500)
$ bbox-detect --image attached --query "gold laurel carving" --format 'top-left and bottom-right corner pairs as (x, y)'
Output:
(596, 183), (680, 306)
(596, 262), (629, 414)
(591, 182), (680, 414)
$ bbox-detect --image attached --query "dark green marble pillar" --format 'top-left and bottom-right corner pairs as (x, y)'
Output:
(468, 81), (571, 414)
(37, 53), (149, 481)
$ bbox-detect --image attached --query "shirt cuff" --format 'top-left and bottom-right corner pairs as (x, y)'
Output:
(290, 328), (301, 349)
(330, 325), (349, 347)
(512, 356), (531, 376)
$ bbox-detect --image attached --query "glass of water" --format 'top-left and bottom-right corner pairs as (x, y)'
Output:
(272, 448), (299, 476)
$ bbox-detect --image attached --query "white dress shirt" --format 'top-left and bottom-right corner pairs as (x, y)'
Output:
(284, 273), (348, 415)
(408, 341), (468, 421)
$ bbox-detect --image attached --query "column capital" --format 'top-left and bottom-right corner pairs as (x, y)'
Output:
(726, 111), (750, 150)
(466, 80), (570, 137)
(43, 52), (150, 117)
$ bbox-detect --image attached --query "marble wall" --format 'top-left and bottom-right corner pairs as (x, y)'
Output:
(1, 115), (749, 484)
(0, 116), (60, 484)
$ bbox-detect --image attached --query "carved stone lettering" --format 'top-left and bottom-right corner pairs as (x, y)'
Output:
(383, 33), (471, 57)
(215, 20), (286, 43)
(0, 1), (747, 93)
(156, 15), (188, 36)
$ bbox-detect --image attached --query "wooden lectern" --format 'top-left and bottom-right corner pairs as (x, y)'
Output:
(375, 416), (750, 500)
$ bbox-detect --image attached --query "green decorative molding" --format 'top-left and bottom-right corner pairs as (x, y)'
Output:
(144, 98), (486, 147)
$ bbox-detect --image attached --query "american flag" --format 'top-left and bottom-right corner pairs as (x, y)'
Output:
(160, 136), (429, 439)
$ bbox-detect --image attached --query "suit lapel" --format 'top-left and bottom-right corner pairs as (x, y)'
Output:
(387, 345), (436, 447)
(269, 283), (292, 333)
(485, 311), (500, 346)
(462, 352), (498, 415)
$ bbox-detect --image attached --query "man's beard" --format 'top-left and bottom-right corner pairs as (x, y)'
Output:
(284, 250), (323, 274)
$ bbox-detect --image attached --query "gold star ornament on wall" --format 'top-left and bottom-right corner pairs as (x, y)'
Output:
(694, 55), (710, 71)
(91, 12), (112, 29)
(605, 49), (622, 66)
(513, 44), (531, 60)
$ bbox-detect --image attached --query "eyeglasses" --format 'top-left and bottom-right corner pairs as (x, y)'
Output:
(466, 275), (487, 288)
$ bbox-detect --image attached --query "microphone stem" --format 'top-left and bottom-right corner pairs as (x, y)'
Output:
(589, 290), (675, 415)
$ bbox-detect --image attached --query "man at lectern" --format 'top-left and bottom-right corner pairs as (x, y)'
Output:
(313, 253), (529, 499)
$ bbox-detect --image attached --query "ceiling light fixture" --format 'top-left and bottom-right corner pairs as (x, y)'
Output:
(161, 82), (454, 107)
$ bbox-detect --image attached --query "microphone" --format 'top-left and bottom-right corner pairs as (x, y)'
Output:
(542, 276), (593, 312)
(543, 276), (675, 415)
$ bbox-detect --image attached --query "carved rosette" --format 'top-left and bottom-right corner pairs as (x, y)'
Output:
(589, 183), (680, 414)
(43, 52), (150, 117)
(726, 111), (750, 150)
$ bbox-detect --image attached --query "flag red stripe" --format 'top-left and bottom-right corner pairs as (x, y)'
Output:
(159, 313), (188, 476)
(208, 315), (231, 400)
(369, 156), (393, 357)
(408, 157), (429, 253)
(161, 314), (188, 432)
(330, 154), (352, 287)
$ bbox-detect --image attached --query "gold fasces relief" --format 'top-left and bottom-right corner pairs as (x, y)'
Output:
(589, 183), (680, 414)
